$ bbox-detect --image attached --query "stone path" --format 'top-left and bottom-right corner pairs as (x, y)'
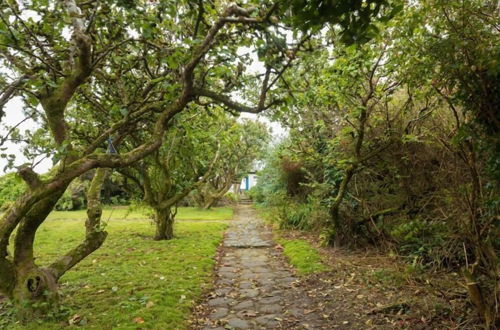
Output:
(193, 205), (328, 329)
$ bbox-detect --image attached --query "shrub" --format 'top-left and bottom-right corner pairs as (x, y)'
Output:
(275, 200), (312, 230)
(0, 173), (26, 210)
(390, 219), (448, 267)
(55, 178), (89, 211)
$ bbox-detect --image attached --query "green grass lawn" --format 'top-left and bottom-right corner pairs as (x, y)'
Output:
(45, 206), (233, 222)
(1, 207), (231, 329)
(277, 238), (328, 275)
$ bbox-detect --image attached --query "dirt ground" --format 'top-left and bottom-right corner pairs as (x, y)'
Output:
(278, 230), (481, 329)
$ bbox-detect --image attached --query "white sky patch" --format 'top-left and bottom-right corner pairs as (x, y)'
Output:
(239, 112), (287, 143)
(126, 27), (140, 39)
(234, 48), (287, 142)
(62, 26), (72, 41)
(0, 97), (50, 174)
(20, 9), (41, 22)
(237, 46), (262, 75)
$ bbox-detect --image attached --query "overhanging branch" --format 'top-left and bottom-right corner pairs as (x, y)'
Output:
(193, 87), (280, 113)
(193, 65), (280, 113)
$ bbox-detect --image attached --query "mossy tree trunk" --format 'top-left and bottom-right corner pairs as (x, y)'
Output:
(153, 207), (175, 240)
(140, 142), (221, 240)
(199, 173), (235, 210)
(48, 168), (109, 277)
(328, 166), (356, 247)
(2, 169), (109, 318)
(10, 189), (66, 319)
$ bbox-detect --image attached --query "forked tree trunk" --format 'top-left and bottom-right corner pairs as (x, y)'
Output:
(202, 178), (234, 210)
(6, 169), (109, 319)
(203, 197), (216, 210)
(154, 207), (174, 240)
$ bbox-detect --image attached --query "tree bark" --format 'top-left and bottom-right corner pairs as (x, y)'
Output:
(201, 174), (235, 209)
(329, 165), (356, 247)
(154, 207), (174, 240)
(3, 169), (109, 319)
(203, 198), (216, 210)
(10, 188), (67, 319)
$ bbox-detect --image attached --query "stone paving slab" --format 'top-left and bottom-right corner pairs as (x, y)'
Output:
(194, 205), (329, 329)
(224, 207), (273, 248)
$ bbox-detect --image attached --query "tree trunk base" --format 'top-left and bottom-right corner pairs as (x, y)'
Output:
(12, 266), (59, 320)
(154, 208), (174, 240)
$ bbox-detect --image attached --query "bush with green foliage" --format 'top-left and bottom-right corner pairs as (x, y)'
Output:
(254, 1), (499, 323)
(0, 173), (26, 211)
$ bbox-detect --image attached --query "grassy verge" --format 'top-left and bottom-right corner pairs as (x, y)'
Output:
(276, 238), (328, 275)
(1, 208), (230, 329)
(253, 204), (327, 275)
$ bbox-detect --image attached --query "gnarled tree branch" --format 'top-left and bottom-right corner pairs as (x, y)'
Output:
(48, 168), (109, 279)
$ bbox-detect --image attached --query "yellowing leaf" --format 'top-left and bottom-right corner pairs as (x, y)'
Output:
(133, 317), (145, 324)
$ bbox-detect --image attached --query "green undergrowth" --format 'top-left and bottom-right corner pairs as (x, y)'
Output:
(1, 209), (230, 329)
(277, 237), (328, 275)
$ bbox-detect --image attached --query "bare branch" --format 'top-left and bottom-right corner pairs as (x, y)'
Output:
(0, 74), (30, 120)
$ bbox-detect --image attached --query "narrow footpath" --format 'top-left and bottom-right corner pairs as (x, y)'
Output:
(192, 205), (329, 329)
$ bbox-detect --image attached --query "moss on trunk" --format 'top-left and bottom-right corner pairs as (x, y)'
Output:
(154, 208), (174, 240)
(11, 265), (59, 320)
(0, 258), (15, 298)
(48, 168), (109, 279)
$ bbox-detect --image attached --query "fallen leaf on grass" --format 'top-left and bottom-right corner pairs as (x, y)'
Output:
(146, 301), (155, 308)
(68, 314), (81, 325)
(133, 317), (145, 324)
